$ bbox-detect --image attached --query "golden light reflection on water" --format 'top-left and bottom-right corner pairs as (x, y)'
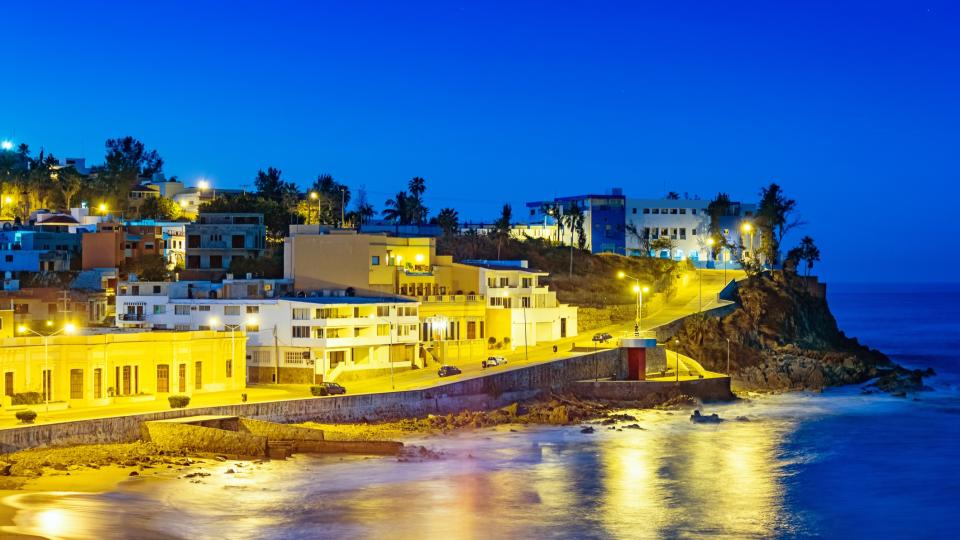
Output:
(599, 411), (787, 538)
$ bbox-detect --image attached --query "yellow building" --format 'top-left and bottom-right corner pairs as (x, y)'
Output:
(284, 231), (577, 361)
(0, 328), (244, 408)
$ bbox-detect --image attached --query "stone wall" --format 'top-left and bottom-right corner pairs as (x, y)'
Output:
(568, 376), (733, 403)
(143, 421), (268, 457)
(0, 348), (628, 453)
(238, 418), (324, 441)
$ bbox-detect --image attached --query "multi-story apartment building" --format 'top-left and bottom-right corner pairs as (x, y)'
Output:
(468, 260), (577, 349)
(81, 222), (167, 270)
(115, 277), (419, 384)
(284, 230), (577, 358)
(0, 286), (112, 329)
(0, 229), (81, 272)
(625, 197), (758, 263)
(184, 213), (266, 279)
(525, 189), (627, 254)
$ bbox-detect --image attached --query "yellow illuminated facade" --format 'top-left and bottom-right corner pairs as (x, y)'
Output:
(0, 329), (244, 407)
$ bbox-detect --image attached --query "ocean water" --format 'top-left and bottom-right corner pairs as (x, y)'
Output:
(4, 283), (959, 539)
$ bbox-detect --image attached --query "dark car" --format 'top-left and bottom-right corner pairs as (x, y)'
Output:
(317, 382), (346, 395)
(592, 332), (613, 343)
(438, 365), (462, 377)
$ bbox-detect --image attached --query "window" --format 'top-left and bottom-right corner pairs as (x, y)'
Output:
(187, 255), (200, 268)
(247, 285), (258, 296)
(292, 308), (310, 320)
(246, 305), (259, 314)
(377, 306), (390, 317)
(377, 324), (390, 336)
(153, 305), (166, 314)
(198, 305), (211, 312)
(313, 327), (324, 338)
(499, 277), (509, 287)
(328, 350), (346, 368)
(631, 208), (637, 214)
(210, 255), (223, 269)
(226, 359), (233, 378)
(326, 328), (342, 338)
(371, 255), (380, 265)
(4, 255), (11, 262)
(652, 208), (660, 214)
(153, 285), (161, 293)
(195, 361), (202, 389)
(188, 235), (201, 248)
(691, 229), (698, 235)
(292, 326), (310, 338)
(175, 305), (190, 316)
(670, 209), (678, 215)
(175, 324), (190, 331)
(284, 351), (306, 365)
(70, 369), (83, 399)
(250, 350), (271, 365)
(643, 208), (650, 214)
(232, 235), (245, 248)
(179, 364), (186, 393)
(521, 277), (532, 288)
(246, 323), (259, 332)
(692, 209), (698, 215)
(680, 209), (687, 214)
(224, 305), (242, 316)
(94, 368), (102, 399)
(521, 297), (531, 308)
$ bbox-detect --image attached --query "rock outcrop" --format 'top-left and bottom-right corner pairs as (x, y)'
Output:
(669, 272), (905, 392)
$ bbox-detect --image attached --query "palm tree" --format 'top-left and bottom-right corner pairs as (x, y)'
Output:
(407, 177), (428, 224)
(494, 203), (512, 260)
(799, 236), (820, 277)
(383, 191), (411, 233)
(435, 207), (459, 236)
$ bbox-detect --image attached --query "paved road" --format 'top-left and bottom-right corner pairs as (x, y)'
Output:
(0, 269), (741, 429)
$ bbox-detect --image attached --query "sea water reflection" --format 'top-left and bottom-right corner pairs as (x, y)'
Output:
(4, 398), (816, 540)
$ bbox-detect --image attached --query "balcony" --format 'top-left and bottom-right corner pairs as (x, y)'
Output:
(119, 313), (145, 322)
(418, 294), (484, 304)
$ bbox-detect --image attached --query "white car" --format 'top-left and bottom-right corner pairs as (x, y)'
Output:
(482, 356), (508, 369)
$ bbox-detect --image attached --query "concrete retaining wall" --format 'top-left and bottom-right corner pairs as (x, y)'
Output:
(238, 418), (324, 441)
(0, 349), (628, 453)
(568, 376), (734, 403)
(143, 422), (268, 457)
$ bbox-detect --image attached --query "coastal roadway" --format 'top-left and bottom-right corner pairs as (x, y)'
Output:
(0, 269), (740, 429)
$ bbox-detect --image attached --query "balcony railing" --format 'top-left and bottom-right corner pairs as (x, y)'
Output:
(119, 313), (145, 321)
(417, 294), (484, 304)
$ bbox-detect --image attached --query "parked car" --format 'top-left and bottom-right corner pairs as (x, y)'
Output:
(314, 382), (346, 395)
(482, 356), (508, 369)
(438, 365), (462, 377)
(592, 332), (613, 343)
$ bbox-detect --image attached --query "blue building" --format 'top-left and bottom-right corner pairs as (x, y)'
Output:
(525, 189), (626, 255)
(0, 229), (82, 272)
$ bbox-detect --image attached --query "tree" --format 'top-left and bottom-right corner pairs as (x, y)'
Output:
(650, 237), (675, 258)
(200, 193), (290, 240)
(308, 174), (351, 225)
(139, 196), (182, 220)
(53, 166), (84, 210)
(757, 183), (801, 265)
(435, 207), (459, 237)
(625, 223), (651, 257)
(666, 191), (680, 200)
(407, 177), (428, 224)
(99, 137), (163, 210)
(798, 236), (820, 276)
(353, 185), (375, 226)
(122, 254), (172, 281)
(569, 203), (586, 250)
(493, 203), (512, 260)
(539, 202), (563, 244)
(706, 192), (732, 258)
(382, 191), (412, 226)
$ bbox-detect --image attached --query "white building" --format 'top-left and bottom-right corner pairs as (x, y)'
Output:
(466, 260), (578, 350)
(115, 278), (420, 384)
(626, 198), (759, 263)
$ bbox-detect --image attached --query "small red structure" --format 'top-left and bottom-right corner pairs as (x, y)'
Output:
(621, 337), (658, 380)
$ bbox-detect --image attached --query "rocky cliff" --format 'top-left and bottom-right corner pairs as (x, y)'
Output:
(669, 272), (922, 392)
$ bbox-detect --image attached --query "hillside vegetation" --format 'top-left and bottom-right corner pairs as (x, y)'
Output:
(437, 235), (689, 307)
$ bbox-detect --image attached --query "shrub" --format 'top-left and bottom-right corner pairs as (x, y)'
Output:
(11, 392), (43, 406)
(168, 395), (191, 408)
(487, 337), (497, 348)
(15, 410), (37, 424)
(310, 385), (329, 397)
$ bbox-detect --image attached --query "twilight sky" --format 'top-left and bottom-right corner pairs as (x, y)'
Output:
(3, 1), (957, 282)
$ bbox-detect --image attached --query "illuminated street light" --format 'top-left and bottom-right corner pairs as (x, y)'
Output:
(198, 180), (210, 191)
(18, 322), (78, 411)
(618, 272), (649, 336)
(0, 140), (13, 151)
(309, 192), (320, 227)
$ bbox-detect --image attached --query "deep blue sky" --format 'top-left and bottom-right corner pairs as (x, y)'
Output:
(3, 1), (957, 282)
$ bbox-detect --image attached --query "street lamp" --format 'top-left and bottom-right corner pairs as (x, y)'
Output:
(211, 316), (254, 379)
(309, 192), (320, 227)
(617, 271), (649, 336)
(1, 140), (13, 151)
(18, 322), (77, 411)
(741, 222), (754, 261)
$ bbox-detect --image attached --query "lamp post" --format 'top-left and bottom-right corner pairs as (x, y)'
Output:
(309, 191), (321, 230)
(210, 317), (255, 381)
(617, 271), (649, 336)
(674, 338), (680, 384)
(18, 321), (77, 412)
(741, 222), (754, 262)
(340, 188), (346, 228)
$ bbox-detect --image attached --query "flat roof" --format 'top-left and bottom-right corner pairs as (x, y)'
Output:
(281, 296), (417, 305)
